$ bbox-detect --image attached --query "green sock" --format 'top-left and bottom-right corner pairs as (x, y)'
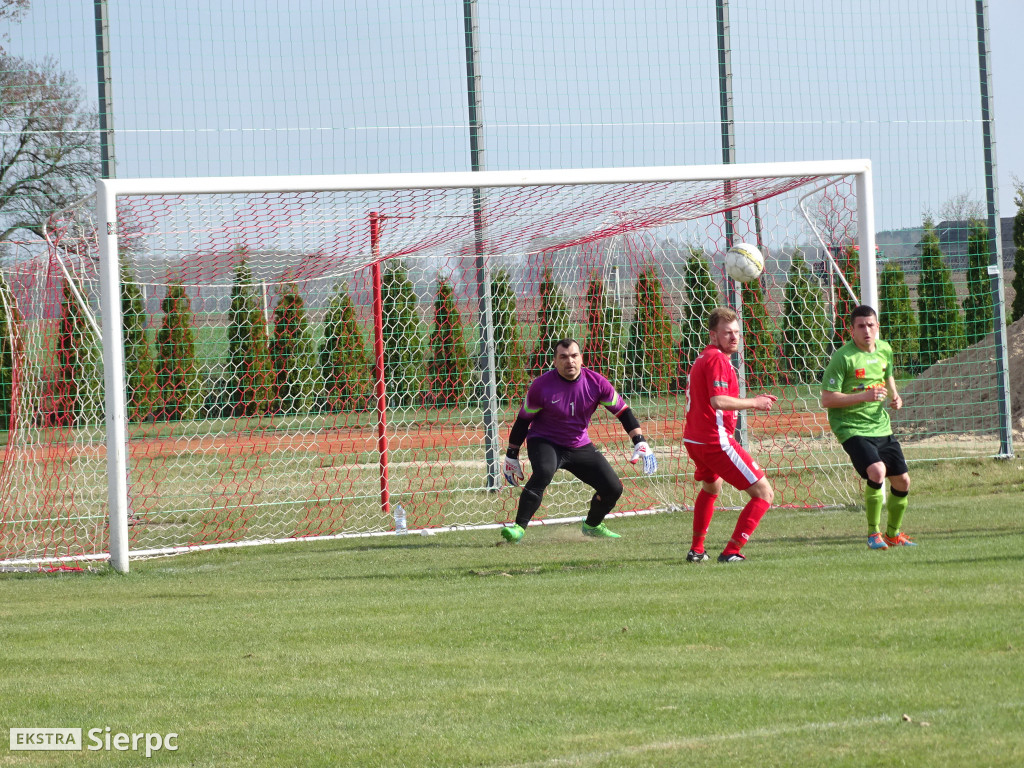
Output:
(865, 485), (884, 534)
(886, 492), (909, 538)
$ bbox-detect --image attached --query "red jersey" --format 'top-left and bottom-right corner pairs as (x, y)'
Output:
(683, 345), (738, 444)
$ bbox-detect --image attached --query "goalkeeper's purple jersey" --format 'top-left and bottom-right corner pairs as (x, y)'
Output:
(518, 368), (627, 449)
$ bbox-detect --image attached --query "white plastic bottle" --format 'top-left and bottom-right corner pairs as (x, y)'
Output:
(393, 504), (408, 535)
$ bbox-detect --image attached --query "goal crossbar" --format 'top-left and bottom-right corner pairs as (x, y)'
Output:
(96, 160), (873, 198)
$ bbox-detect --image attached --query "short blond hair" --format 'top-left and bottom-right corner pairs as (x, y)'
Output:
(707, 306), (738, 332)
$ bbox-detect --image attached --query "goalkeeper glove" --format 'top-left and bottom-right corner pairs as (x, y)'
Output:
(629, 438), (657, 475)
(503, 447), (525, 486)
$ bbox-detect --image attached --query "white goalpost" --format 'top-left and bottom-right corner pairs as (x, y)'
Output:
(3, 160), (877, 572)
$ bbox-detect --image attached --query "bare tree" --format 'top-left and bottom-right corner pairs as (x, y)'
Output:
(938, 192), (986, 223)
(1, 53), (99, 243)
(0, 0), (30, 31)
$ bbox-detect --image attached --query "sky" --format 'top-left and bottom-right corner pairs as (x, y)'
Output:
(988, 0), (1023, 211)
(3, 0), (1023, 231)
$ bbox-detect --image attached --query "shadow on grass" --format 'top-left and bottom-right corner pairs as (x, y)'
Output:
(912, 553), (1024, 566)
(761, 524), (1024, 550)
(30, 514), (1018, 583)
(278, 545), (686, 582)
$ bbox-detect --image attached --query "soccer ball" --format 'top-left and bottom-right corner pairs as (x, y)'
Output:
(724, 242), (765, 283)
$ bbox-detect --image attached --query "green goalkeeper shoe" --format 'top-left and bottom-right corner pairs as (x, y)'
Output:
(581, 522), (621, 539)
(500, 524), (525, 543)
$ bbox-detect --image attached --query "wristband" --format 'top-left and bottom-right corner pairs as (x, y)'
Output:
(506, 445), (520, 459)
(631, 434), (647, 446)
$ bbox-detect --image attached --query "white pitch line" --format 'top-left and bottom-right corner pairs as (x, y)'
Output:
(502, 714), (896, 768)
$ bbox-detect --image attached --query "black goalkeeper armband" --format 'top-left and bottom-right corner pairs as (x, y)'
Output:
(616, 406), (642, 434)
(631, 434), (647, 446)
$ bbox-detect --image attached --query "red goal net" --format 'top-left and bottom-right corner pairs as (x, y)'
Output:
(0, 163), (875, 570)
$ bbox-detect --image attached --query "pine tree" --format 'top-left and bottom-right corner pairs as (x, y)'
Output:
(425, 279), (470, 408)
(227, 260), (274, 417)
(780, 254), (829, 384)
(740, 278), (779, 389)
(678, 249), (721, 389)
(120, 259), (157, 422)
(531, 266), (572, 374)
(917, 220), (967, 369)
(962, 220), (994, 345)
(52, 278), (97, 427)
(1011, 183), (1024, 323)
(0, 272), (24, 429)
(878, 262), (919, 375)
(624, 266), (675, 396)
(583, 272), (622, 379)
(381, 260), (422, 408)
(320, 282), (372, 412)
(489, 269), (526, 401)
(832, 244), (863, 347)
(156, 282), (202, 421)
(271, 282), (316, 415)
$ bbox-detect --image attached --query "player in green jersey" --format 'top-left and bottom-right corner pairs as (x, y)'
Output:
(821, 305), (916, 550)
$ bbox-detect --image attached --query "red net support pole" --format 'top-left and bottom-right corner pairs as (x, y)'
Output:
(370, 212), (391, 517)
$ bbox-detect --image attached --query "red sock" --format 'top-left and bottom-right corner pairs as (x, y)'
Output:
(723, 497), (770, 555)
(692, 490), (717, 552)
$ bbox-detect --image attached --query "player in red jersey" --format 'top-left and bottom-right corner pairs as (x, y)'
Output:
(683, 306), (777, 562)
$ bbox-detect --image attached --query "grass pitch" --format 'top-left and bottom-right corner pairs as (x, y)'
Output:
(2, 458), (1023, 767)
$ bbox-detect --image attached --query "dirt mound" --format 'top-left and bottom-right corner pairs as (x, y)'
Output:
(895, 316), (1024, 441)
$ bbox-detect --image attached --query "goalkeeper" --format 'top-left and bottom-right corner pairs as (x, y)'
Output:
(821, 304), (914, 550)
(500, 338), (657, 542)
(682, 307), (777, 563)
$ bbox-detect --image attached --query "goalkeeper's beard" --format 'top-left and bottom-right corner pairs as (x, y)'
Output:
(555, 364), (581, 381)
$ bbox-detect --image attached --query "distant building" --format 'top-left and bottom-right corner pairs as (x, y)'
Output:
(1000, 216), (1015, 260)
(874, 217), (1016, 270)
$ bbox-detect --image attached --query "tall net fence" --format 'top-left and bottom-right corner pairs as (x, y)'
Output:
(0, 1), (1016, 568)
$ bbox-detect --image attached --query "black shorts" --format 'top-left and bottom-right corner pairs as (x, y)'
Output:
(524, 437), (621, 498)
(840, 435), (909, 480)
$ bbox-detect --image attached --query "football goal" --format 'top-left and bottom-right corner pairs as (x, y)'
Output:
(0, 160), (877, 572)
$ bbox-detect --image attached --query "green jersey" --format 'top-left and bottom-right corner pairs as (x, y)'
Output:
(821, 339), (895, 443)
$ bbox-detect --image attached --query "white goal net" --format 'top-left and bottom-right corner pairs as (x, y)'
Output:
(0, 161), (877, 571)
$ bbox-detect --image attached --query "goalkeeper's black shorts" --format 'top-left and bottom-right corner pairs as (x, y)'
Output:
(840, 434), (908, 479)
(524, 437), (621, 497)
